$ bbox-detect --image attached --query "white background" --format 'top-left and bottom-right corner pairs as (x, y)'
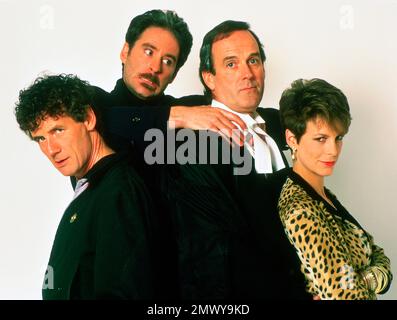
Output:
(0, 0), (396, 299)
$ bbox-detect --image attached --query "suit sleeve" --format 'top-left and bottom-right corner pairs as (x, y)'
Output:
(281, 208), (375, 300)
(101, 94), (208, 143)
(103, 105), (170, 139)
(93, 183), (155, 299)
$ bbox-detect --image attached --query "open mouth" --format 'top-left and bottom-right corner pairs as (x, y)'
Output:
(139, 74), (159, 91)
(141, 77), (157, 86)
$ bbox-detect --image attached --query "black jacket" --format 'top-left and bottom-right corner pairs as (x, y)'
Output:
(164, 108), (310, 299)
(91, 80), (204, 299)
(43, 153), (156, 299)
(93, 80), (309, 299)
(93, 79), (174, 153)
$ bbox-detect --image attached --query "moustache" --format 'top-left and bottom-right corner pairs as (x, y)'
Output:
(140, 73), (160, 86)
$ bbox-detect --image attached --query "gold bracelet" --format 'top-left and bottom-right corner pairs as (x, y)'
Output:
(362, 270), (378, 292)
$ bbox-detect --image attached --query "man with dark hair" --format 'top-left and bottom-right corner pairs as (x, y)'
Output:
(92, 11), (247, 299)
(198, 20), (288, 171)
(199, 20), (266, 98)
(167, 20), (311, 299)
(123, 9), (193, 96)
(95, 9), (246, 154)
(15, 74), (157, 299)
(88, 11), (307, 299)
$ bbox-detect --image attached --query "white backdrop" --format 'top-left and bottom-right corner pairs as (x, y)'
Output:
(1, 0), (396, 299)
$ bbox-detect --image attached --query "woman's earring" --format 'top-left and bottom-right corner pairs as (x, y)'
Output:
(291, 148), (297, 161)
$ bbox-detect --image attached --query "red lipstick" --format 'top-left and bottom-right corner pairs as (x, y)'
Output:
(322, 161), (336, 167)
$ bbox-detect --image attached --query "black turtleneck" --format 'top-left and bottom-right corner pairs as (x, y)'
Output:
(108, 78), (175, 107)
(91, 79), (173, 153)
(92, 78), (207, 155)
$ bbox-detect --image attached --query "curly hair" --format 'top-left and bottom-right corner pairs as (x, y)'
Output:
(125, 9), (193, 77)
(15, 74), (97, 137)
(279, 78), (352, 142)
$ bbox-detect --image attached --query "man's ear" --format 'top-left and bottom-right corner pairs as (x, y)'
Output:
(84, 107), (97, 131)
(285, 129), (297, 149)
(120, 42), (130, 64)
(201, 71), (215, 91)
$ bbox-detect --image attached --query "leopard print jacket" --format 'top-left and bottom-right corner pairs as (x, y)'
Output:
(278, 172), (392, 300)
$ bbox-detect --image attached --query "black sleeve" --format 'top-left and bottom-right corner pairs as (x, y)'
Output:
(98, 105), (169, 156)
(171, 94), (209, 106)
(91, 85), (172, 152)
(102, 95), (210, 153)
(93, 180), (156, 299)
(102, 105), (170, 141)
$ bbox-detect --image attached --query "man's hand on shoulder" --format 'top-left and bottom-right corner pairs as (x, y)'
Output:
(169, 106), (246, 146)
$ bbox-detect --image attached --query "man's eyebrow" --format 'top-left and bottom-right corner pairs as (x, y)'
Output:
(142, 42), (177, 62)
(142, 42), (158, 51)
(31, 135), (40, 141)
(31, 123), (62, 141)
(246, 52), (261, 61)
(248, 52), (261, 58)
(223, 52), (261, 62)
(223, 55), (238, 62)
(31, 133), (44, 142)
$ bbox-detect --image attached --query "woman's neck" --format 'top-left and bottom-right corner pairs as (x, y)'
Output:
(292, 165), (336, 209)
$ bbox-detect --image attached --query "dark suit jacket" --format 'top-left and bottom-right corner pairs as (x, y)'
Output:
(93, 81), (209, 299)
(91, 80), (197, 299)
(95, 81), (308, 299)
(165, 106), (310, 299)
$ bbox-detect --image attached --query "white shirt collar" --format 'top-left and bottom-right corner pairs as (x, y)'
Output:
(210, 100), (265, 130)
(210, 99), (286, 174)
